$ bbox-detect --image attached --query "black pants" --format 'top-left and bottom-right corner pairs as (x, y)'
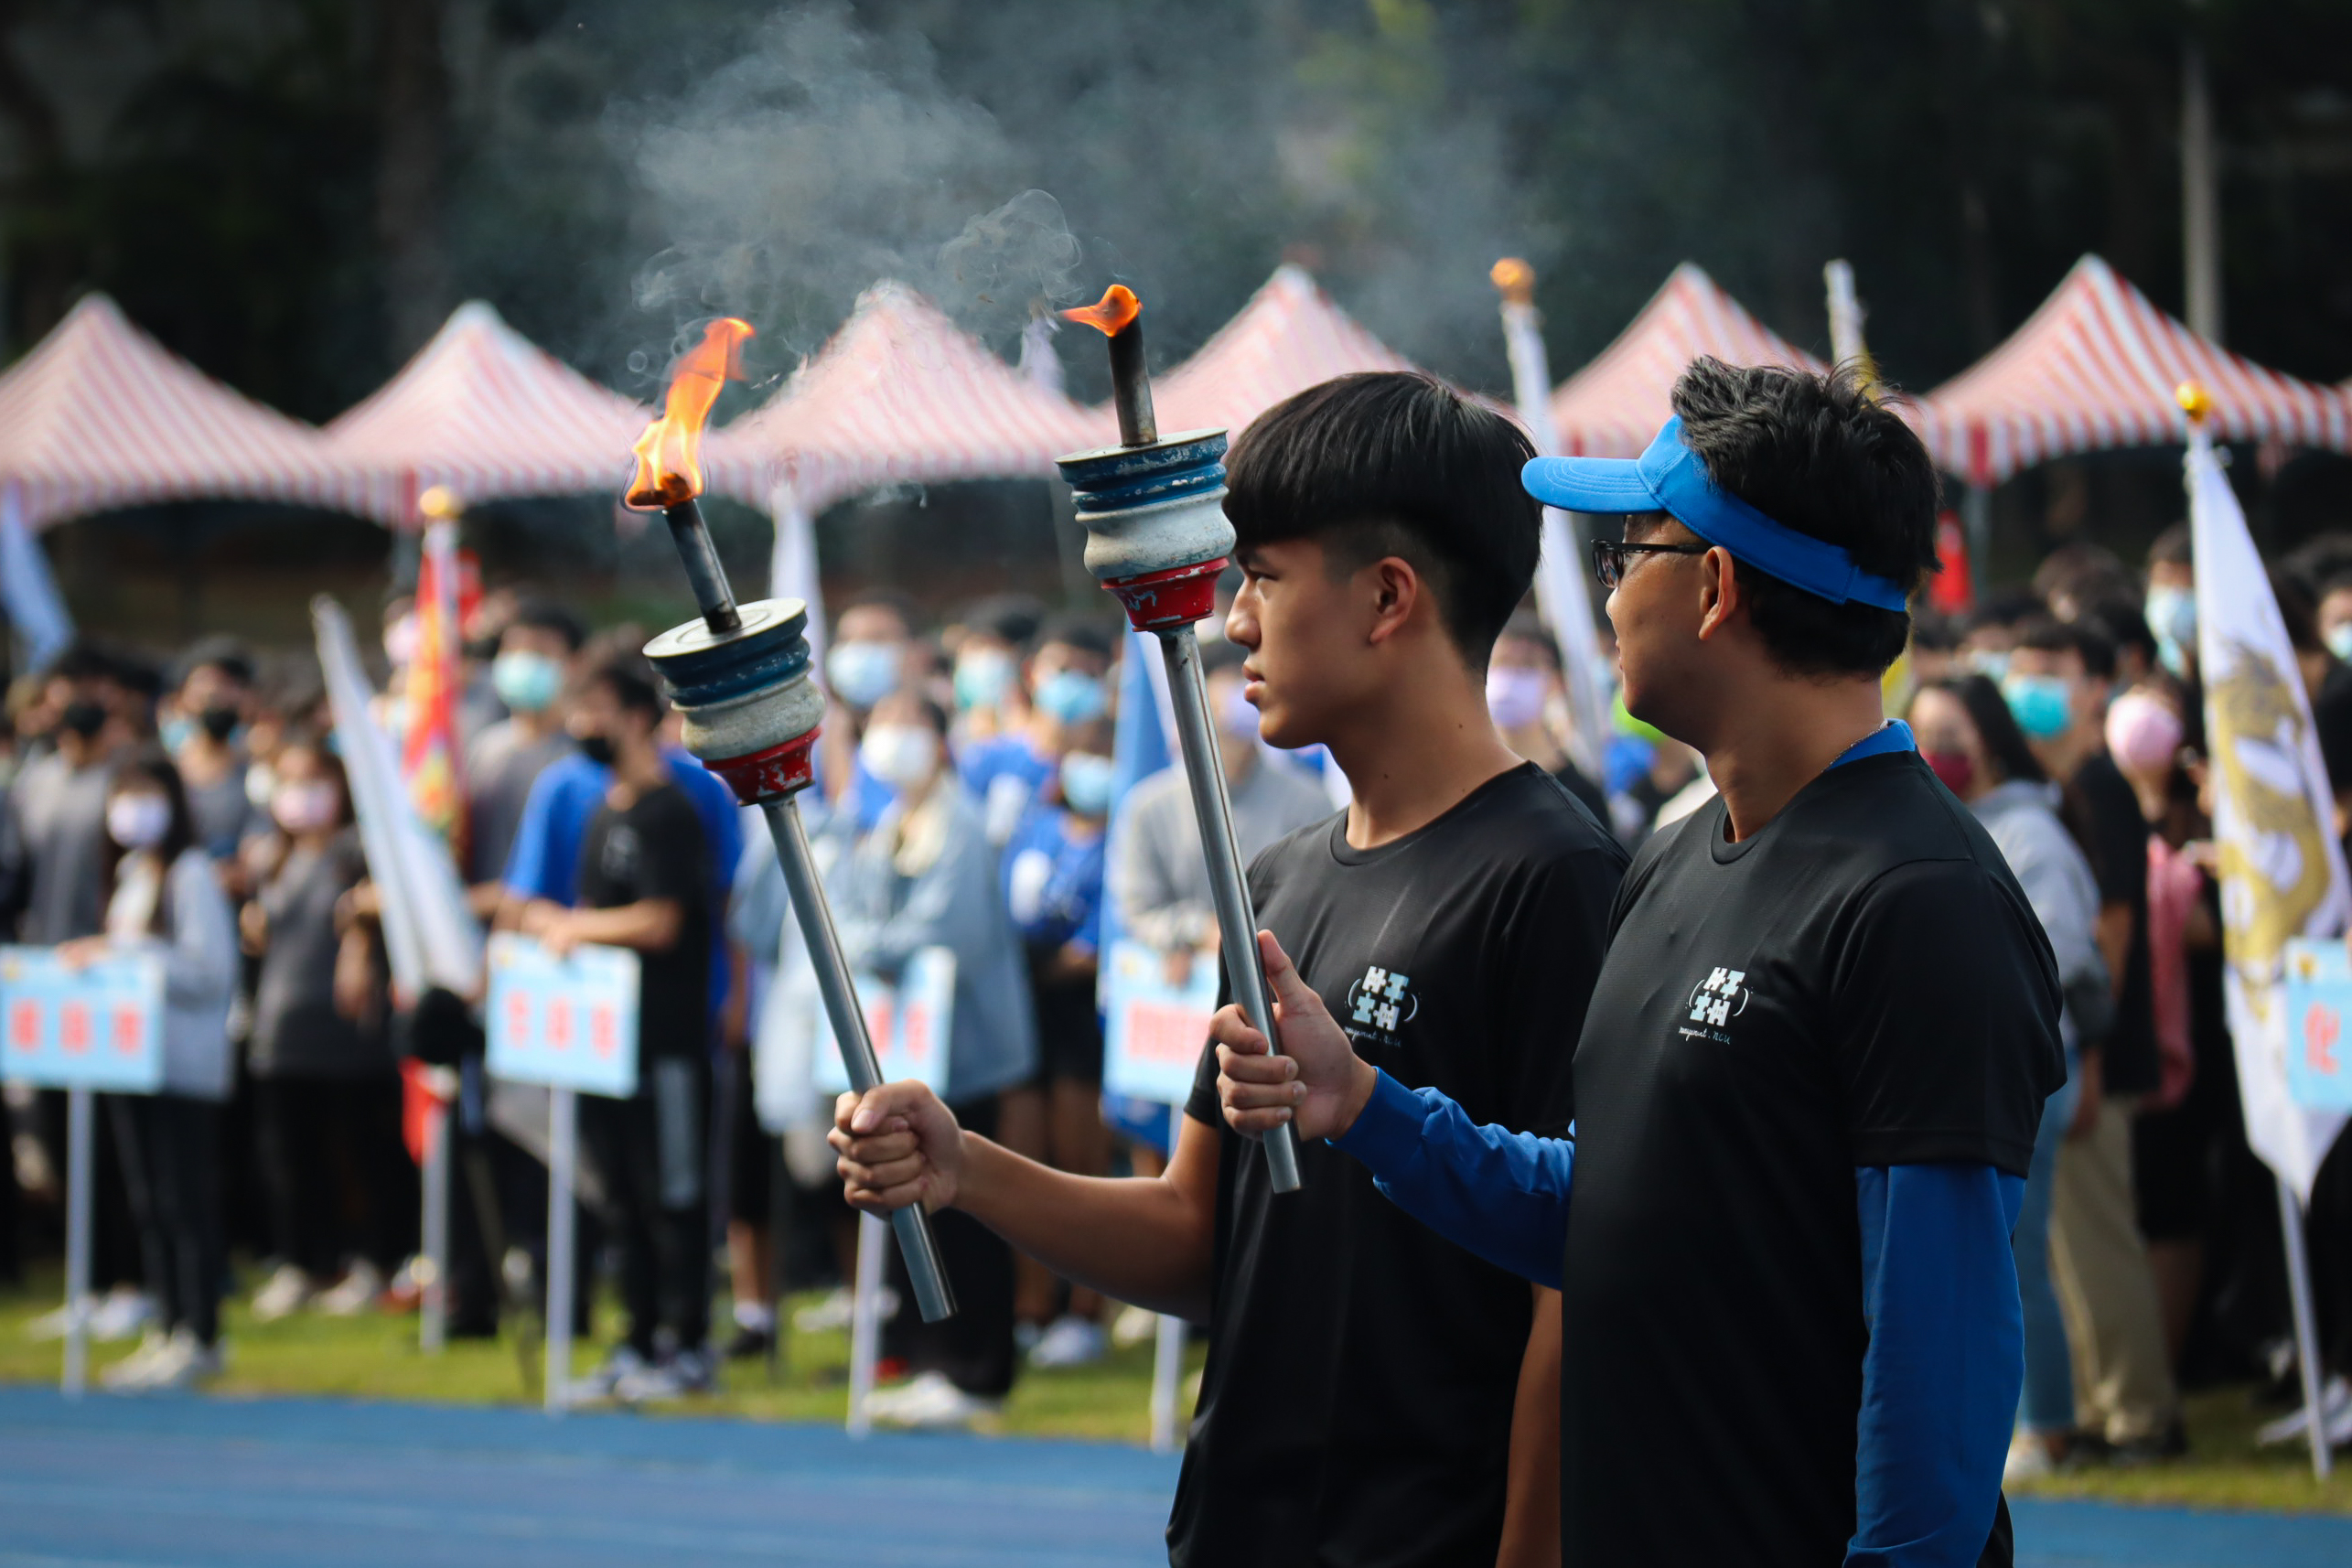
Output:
(109, 1095), (224, 1346)
(251, 1075), (414, 1280)
(882, 1093), (1015, 1399)
(580, 1055), (711, 1358)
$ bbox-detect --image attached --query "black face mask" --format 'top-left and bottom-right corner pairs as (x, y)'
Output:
(576, 732), (618, 768)
(199, 704), (241, 742)
(59, 702), (106, 739)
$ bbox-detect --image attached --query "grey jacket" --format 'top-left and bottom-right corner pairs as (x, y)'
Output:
(114, 849), (240, 1101)
(1971, 779), (2106, 1051)
(1110, 755), (1335, 950)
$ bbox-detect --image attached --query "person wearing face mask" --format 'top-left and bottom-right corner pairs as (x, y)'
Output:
(1487, 615), (1608, 822)
(959, 618), (1116, 846)
(59, 752), (238, 1391)
(2143, 525), (2197, 683)
(996, 715), (1121, 1368)
(466, 599), (585, 909)
(1908, 676), (2103, 1481)
(2004, 617), (2183, 1461)
(161, 638), (258, 863)
(241, 738), (412, 1324)
(946, 596), (1044, 748)
(819, 594), (927, 833)
(817, 689), (1037, 1429)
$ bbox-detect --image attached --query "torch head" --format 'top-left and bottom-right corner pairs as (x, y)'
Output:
(642, 597), (826, 806)
(1055, 430), (1234, 633)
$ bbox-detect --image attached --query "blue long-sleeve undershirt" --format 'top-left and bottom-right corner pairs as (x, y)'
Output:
(1332, 1070), (2025, 1568)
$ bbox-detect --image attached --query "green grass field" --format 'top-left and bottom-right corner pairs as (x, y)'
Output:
(1, 1267), (2345, 1513)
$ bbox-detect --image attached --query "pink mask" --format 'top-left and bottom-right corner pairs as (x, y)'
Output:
(2104, 691), (2183, 773)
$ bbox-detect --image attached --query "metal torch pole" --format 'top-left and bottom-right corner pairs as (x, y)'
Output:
(544, 1086), (577, 1414)
(762, 796), (958, 1322)
(62, 1085), (91, 1398)
(1157, 625), (1303, 1192)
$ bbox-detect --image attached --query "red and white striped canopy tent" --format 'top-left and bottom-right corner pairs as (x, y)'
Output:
(0, 293), (363, 530)
(712, 282), (1109, 511)
(1916, 255), (2352, 486)
(1548, 263), (1827, 458)
(1148, 264), (1418, 436)
(324, 301), (713, 526)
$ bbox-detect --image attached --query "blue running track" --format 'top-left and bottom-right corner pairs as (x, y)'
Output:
(0, 1387), (2344, 1567)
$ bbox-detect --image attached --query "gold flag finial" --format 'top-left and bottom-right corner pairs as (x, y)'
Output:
(2175, 381), (2213, 426)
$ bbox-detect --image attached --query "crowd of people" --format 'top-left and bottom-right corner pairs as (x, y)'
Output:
(0, 374), (2347, 1520)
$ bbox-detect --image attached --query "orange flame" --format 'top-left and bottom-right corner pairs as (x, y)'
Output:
(627, 317), (756, 509)
(1489, 258), (1536, 306)
(1060, 285), (1142, 338)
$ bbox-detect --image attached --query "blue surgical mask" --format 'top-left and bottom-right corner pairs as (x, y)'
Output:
(2145, 585), (2196, 676)
(159, 716), (196, 756)
(491, 650), (564, 714)
(2328, 625), (2352, 666)
(826, 640), (905, 710)
(2002, 672), (2075, 741)
(1035, 669), (1108, 725)
(953, 649), (1015, 711)
(1060, 750), (1116, 816)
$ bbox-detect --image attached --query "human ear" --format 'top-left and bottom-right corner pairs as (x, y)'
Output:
(1363, 557), (1421, 648)
(1694, 548), (1740, 642)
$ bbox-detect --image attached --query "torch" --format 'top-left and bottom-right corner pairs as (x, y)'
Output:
(627, 319), (957, 1322)
(1058, 286), (1303, 1194)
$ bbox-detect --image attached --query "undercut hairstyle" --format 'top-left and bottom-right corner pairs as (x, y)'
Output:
(1224, 371), (1540, 669)
(1670, 358), (1939, 679)
(2014, 616), (2118, 682)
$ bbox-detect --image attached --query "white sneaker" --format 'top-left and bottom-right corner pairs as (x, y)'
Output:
(1029, 1315), (1108, 1369)
(143, 1329), (223, 1391)
(2003, 1433), (2055, 1485)
(865, 1369), (1000, 1431)
(88, 1289), (155, 1342)
(315, 1260), (385, 1317)
(24, 1301), (75, 1341)
(564, 1345), (647, 1404)
(614, 1345), (716, 1403)
(2257, 1374), (2352, 1446)
(793, 1284), (898, 1334)
(1111, 1304), (1157, 1348)
(102, 1330), (174, 1391)
(251, 1264), (315, 1323)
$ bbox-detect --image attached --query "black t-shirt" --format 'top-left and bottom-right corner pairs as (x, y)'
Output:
(2073, 750), (2156, 1094)
(1563, 750), (2063, 1568)
(1174, 764), (1626, 1568)
(575, 781), (713, 1062)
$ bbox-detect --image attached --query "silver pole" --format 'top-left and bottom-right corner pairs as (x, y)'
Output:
(62, 1085), (91, 1398)
(2275, 1176), (2334, 1479)
(846, 1209), (886, 1438)
(1156, 625), (1302, 1192)
(1149, 1099), (1187, 1454)
(545, 1087), (576, 1414)
(761, 796), (958, 1321)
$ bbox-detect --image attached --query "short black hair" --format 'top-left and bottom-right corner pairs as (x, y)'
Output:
(1670, 358), (1938, 678)
(840, 588), (919, 637)
(2014, 616), (2117, 682)
(1224, 371), (1538, 667)
(172, 635), (255, 692)
(508, 596), (586, 654)
(2075, 596), (2156, 672)
(1495, 612), (1562, 671)
(1036, 614), (1115, 663)
(960, 594), (1046, 647)
(2148, 523), (2192, 570)
(581, 650), (664, 720)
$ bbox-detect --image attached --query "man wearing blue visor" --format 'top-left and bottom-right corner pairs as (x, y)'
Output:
(1215, 358), (2065, 1567)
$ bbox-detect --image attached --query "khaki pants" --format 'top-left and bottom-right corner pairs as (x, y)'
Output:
(2050, 1098), (2179, 1443)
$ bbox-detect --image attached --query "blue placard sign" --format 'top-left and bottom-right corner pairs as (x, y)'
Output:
(486, 932), (640, 1099)
(1102, 940), (1219, 1108)
(0, 946), (165, 1092)
(2283, 938), (2352, 1111)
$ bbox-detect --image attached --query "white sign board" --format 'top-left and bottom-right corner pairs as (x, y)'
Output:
(1102, 939), (1218, 1107)
(0, 947), (165, 1093)
(486, 932), (641, 1099)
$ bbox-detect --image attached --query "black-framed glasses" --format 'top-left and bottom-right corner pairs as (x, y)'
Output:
(1590, 539), (1707, 588)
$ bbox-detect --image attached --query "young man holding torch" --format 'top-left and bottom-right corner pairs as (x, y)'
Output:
(1214, 360), (2065, 1568)
(834, 372), (1627, 1567)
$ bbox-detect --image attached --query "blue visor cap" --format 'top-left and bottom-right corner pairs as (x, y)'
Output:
(1522, 416), (1911, 612)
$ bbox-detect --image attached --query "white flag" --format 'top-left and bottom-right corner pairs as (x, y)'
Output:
(1498, 297), (1612, 781)
(0, 482), (73, 672)
(313, 596), (485, 1003)
(2190, 429), (2349, 1202)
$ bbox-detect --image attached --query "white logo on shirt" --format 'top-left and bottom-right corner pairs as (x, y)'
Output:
(1685, 966), (1749, 1032)
(1346, 964), (1416, 1038)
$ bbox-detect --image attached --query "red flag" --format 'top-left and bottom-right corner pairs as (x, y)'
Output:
(1928, 510), (1973, 615)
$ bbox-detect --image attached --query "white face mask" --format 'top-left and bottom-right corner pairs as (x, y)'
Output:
(860, 724), (940, 790)
(107, 792), (172, 851)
